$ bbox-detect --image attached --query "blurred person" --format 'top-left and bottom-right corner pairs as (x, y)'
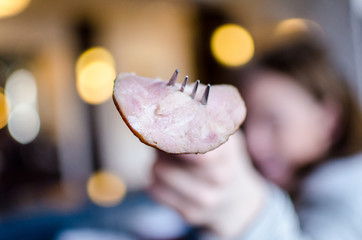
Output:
(149, 38), (362, 239)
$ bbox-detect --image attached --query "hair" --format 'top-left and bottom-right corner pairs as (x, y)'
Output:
(243, 37), (362, 159)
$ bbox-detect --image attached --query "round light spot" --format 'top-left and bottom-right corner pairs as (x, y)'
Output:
(0, 0), (31, 19)
(0, 89), (10, 129)
(5, 69), (37, 108)
(76, 47), (116, 105)
(77, 61), (116, 105)
(87, 171), (126, 207)
(274, 18), (322, 37)
(76, 47), (115, 76)
(211, 24), (255, 67)
(8, 104), (40, 144)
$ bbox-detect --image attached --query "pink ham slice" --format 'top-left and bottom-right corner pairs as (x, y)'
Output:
(113, 72), (246, 154)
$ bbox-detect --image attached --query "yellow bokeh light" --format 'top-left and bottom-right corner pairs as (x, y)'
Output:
(87, 171), (126, 207)
(77, 61), (116, 104)
(76, 47), (116, 105)
(0, 0), (31, 19)
(211, 24), (255, 67)
(274, 18), (322, 37)
(0, 88), (10, 129)
(76, 47), (115, 76)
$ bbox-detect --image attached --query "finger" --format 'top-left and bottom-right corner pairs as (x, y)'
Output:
(153, 159), (221, 209)
(148, 180), (210, 225)
(155, 149), (234, 189)
(148, 181), (187, 212)
(149, 173), (209, 223)
(178, 131), (246, 166)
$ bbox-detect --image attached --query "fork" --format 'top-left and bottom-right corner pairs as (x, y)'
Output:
(166, 69), (210, 105)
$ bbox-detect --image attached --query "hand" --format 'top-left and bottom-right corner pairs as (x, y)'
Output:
(149, 131), (268, 239)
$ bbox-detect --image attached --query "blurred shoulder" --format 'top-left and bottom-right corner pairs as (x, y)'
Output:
(299, 152), (362, 201)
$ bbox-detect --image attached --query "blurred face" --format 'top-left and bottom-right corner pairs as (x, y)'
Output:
(244, 71), (337, 189)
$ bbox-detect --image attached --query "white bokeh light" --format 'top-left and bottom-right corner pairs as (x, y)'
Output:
(5, 69), (37, 108)
(8, 104), (40, 144)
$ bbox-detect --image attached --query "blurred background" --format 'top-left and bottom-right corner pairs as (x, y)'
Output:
(0, 0), (361, 239)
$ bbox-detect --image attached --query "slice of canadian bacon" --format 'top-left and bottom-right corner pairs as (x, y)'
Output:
(113, 72), (247, 154)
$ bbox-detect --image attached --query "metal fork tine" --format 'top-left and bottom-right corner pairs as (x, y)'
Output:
(180, 76), (188, 92)
(167, 69), (179, 86)
(200, 84), (210, 105)
(190, 80), (200, 99)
